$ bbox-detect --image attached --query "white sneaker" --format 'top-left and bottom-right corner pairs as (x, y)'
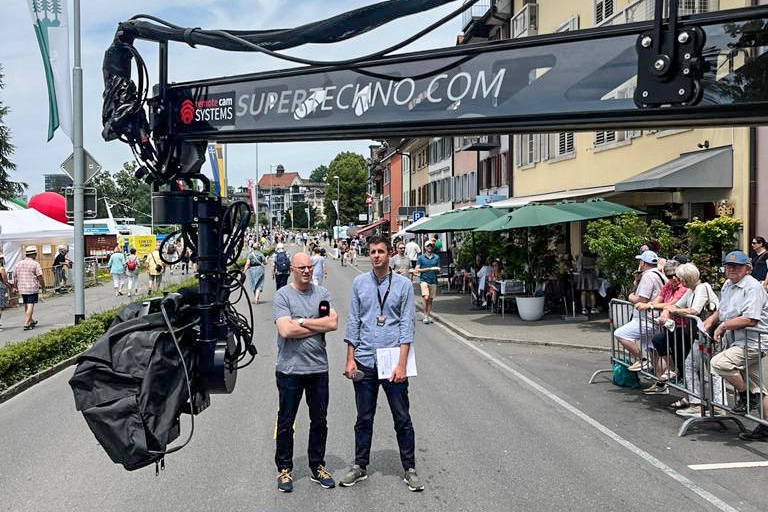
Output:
(422, 317), (429, 325)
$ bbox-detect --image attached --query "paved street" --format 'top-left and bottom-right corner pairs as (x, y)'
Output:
(1, 250), (767, 512)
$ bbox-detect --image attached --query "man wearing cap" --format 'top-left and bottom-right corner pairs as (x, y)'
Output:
(53, 245), (71, 292)
(705, 250), (768, 441)
(13, 246), (45, 331)
(413, 241), (440, 324)
(614, 250), (667, 369)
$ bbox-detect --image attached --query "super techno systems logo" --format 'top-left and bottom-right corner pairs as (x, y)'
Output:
(179, 93), (236, 127)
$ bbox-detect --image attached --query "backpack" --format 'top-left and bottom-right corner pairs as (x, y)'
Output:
(69, 301), (195, 471)
(126, 257), (137, 271)
(275, 251), (290, 274)
(612, 359), (640, 388)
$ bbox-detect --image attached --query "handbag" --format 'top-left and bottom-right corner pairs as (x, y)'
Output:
(612, 359), (640, 388)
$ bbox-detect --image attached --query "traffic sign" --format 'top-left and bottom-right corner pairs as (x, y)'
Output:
(413, 210), (426, 222)
(65, 187), (98, 220)
(60, 149), (102, 183)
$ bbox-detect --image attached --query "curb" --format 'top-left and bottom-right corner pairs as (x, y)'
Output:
(0, 353), (80, 406)
(429, 312), (611, 353)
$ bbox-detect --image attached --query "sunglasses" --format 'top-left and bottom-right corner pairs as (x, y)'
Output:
(294, 266), (313, 272)
(752, 241), (761, 244)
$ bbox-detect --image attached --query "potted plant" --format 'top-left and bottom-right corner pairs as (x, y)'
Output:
(507, 226), (559, 321)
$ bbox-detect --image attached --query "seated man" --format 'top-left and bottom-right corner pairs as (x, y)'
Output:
(705, 251), (768, 441)
(613, 250), (666, 368)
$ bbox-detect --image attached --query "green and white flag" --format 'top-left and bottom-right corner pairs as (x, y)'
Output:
(27, 0), (72, 142)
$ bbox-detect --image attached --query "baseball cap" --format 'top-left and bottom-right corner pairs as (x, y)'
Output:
(25, 245), (38, 254)
(635, 250), (658, 265)
(723, 250), (749, 265)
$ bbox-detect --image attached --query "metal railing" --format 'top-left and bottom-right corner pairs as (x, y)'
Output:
(461, 0), (491, 31)
(598, 0), (719, 27)
(590, 299), (767, 438)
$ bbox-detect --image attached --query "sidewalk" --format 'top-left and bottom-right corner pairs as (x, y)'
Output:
(427, 292), (611, 352)
(348, 253), (611, 352)
(0, 271), (191, 348)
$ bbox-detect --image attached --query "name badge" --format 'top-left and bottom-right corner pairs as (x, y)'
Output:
(376, 315), (386, 326)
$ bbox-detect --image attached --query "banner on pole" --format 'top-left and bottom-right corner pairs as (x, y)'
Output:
(27, 0), (72, 141)
(207, 143), (228, 198)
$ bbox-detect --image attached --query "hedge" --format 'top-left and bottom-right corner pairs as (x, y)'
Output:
(0, 278), (198, 393)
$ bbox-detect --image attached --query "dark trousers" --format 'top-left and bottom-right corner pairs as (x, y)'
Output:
(651, 326), (692, 378)
(275, 371), (329, 471)
(353, 361), (416, 471)
(275, 273), (289, 290)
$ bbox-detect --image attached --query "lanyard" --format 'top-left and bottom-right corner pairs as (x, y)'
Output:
(372, 271), (393, 317)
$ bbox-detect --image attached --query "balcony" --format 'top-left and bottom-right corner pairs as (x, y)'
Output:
(461, 0), (512, 40)
(461, 135), (501, 151)
(597, 0), (718, 27)
(511, 3), (538, 39)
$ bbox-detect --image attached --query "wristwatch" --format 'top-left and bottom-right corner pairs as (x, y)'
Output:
(297, 318), (305, 327)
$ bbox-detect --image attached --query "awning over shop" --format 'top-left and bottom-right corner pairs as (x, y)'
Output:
(554, 198), (645, 220)
(489, 185), (616, 209)
(615, 146), (733, 192)
(348, 218), (388, 236)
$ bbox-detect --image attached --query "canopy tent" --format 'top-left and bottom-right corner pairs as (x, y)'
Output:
(407, 205), (505, 233)
(392, 214), (432, 239)
(0, 209), (74, 270)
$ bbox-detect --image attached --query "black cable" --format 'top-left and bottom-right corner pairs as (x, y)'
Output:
(127, 0), (480, 69)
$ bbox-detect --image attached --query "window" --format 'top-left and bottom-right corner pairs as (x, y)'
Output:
(382, 195), (391, 215)
(383, 164), (391, 185)
(679, 0), (716, 16)
(514, 134), (542, 167)
(595, 0), (615, 25)
(469, 172), (476, 202)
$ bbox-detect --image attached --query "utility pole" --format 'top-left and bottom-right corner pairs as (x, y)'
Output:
(72, 0), (85, 324)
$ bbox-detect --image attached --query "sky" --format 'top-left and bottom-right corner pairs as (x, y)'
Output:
(0, 0), (464, 197)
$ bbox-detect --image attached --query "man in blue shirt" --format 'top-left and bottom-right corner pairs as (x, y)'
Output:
(414, 241), (440, 324)
(339, 235), (424, 491)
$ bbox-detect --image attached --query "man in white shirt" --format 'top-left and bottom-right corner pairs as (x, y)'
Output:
(404, 239), (421, 270)
(614, 250), (666, 367)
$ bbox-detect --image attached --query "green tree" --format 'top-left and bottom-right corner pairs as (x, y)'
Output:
(0, 66), (27, 203)
(90, 161), (151, 223)
(308, 164), (328, 183)
(323, 152), (366, 227)
(683, 216), (743, 288)
(584, 214), (672, 298)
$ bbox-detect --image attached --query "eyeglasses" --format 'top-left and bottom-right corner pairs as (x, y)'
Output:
(397, 247), (405, 250)
(294, 266), (313, 272)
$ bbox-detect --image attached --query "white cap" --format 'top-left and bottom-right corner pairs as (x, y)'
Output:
(25, 245), (37, 254)
(635, 250), (658, 265)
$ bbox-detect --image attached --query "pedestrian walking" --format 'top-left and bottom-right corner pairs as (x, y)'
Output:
(272, 252), (338, 493)
(390, 242), (411, 276)
(13, 246), (45, 330)
(0, 252), (9, 331)
(52, 245), (71, 292)
(310, 246), (327, 286)
(107, 245), (127, 296)
(273, 243), (291, 291)
(339, 235), (423, 491)
(412, 241), (440, 324)
(146, 248), (165, 293)
(244, 243), (267, 304)
(124, 248), (140, 297)
(404, 239), (421, 270)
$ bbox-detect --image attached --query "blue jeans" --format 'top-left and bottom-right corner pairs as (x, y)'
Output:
(275, 371), (329, 471)
(353, 361), (416, 470)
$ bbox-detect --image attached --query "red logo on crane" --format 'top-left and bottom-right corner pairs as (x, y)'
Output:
(180, 100), (195, 124)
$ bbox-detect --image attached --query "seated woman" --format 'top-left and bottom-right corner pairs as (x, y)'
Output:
(630, 260), (687, 392)
(485, 259), (503, 309)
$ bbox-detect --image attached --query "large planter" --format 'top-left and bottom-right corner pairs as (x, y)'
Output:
(516, 296), (545, 321)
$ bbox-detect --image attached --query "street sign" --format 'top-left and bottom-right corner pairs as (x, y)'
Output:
(60, 149), (102, 183)
(358, 213), (368, 222)
(65, 187), (98, 220)
(412, 210), (426, 223)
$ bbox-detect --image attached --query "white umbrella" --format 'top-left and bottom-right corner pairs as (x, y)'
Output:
(393, 215), (432, 239)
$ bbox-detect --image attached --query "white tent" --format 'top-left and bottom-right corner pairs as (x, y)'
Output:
(0, 209), (74, 270)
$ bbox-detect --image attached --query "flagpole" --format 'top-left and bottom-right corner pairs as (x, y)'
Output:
(72, 0), (85, 324)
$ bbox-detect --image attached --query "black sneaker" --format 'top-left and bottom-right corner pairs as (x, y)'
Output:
(733, 392), (760, 414)
(310, 465), (336, 489)
(277, 469), (293, 493)
(739, 423), (768, 441)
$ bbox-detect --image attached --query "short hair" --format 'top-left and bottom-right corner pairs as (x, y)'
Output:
(130, 248), (136, 254)
(663, 259), (679, 275)
(367, 234), (391, 251)
(675, 263), (700, 288)
(755, 236), (767, 246)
